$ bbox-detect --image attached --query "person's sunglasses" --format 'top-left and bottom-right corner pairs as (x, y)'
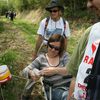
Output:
(48, 43), (60, 51)
(49, 10), (59, 13)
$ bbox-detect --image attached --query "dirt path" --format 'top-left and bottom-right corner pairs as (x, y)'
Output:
(0, 18), (44, 100)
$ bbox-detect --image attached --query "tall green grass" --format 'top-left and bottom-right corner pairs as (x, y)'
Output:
(0, 50), (20, 66)
(13, 19), (38, 47)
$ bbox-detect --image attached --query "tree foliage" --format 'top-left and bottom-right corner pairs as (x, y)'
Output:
(8, 0), (50, 11)
(0, 0), (8, 15)
(0, 0), (94, 19)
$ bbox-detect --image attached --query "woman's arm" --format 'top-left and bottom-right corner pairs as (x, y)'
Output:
(40, 67), (68, 76)
(67, 77), (76, 100)
(21, 56), (41, 79)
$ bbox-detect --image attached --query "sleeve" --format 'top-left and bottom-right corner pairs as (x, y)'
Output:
(37, 18), (46, 36)
(65, 21), (71, 37)
(63, 52), (70, 66)
(61, 52), (70, 66)
(21, 57), (41, 78)
(67, 27), (92, 77)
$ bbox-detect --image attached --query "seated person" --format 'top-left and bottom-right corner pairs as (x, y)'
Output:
(21, 34), (72, 100)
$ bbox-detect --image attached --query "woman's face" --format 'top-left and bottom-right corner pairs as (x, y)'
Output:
(47, 41), (61, 57)
(49, 7), (61, 20)
(87, 0), (100, 16)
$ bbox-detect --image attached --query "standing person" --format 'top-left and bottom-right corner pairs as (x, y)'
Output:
(21, 34), (72, 100)
(9, 11), (14, 21)
(32, 0), (70, 60)
(66, 0), (100, 100)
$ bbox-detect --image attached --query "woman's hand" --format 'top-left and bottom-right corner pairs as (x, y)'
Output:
(40, 67), (57, 76)
(29, 70), (41, 81)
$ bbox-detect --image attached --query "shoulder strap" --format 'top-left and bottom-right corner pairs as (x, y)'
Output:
(43, 17), (50, 40)
(44, 17), (50, 31)
(63, 18), (66, 29)
(62, 18), (66, 37)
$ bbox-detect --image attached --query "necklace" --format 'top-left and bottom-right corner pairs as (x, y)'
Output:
(45, 53), (60, 67)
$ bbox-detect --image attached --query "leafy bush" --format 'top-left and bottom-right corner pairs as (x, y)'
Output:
(0, 1), (8, 15)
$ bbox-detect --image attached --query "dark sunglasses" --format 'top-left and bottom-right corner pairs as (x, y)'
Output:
(49, 9), (59, 13)
(48, 43), (60, 51)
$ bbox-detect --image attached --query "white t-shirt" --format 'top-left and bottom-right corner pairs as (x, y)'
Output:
(37, 17), (70, 44)
(74, 22), (100, 99)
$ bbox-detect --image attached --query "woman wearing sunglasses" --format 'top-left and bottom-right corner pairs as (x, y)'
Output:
(21, 34), (72, 100)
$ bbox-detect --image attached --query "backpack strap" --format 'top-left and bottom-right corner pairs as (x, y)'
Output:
(62, 18), (66, 38)
(44, 17), (50, 41)
(44, 17), (50, 31)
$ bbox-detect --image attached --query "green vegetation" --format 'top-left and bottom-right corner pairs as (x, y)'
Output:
(1, 15), (61, 100)
(67, 19), (91, 54)
(0, 17), (37, 100)
(0, 21), (5, 32)
(0, 16), (92, 99)
(0, 0), (97, 20)
(0, 1), (94, 99)
(13, 20), (38, 46)
(0, 50), (20, 66)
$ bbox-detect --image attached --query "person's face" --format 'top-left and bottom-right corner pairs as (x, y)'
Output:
(47, 41), (61, 57)
(87, 0), (100, 16)
(49, 7), (61, 19)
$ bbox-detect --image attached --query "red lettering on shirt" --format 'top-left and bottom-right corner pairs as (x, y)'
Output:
(78, 83), (86, 91)
(83, 55), (94, 65)
(78, 83), (87, 99)
(83, 55), (89, 63)
(92, 43), (96, 54)
(88, 57), (94, 65)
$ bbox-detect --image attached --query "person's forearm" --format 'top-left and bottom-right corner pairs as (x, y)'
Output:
(33, 35), (43, 55)
(40, 67), (68, 76)
(55, 67), (68, 75)
(34, 35), (43, 53)
(67, 77), (76, 100)
(64, 37), (67, 51)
